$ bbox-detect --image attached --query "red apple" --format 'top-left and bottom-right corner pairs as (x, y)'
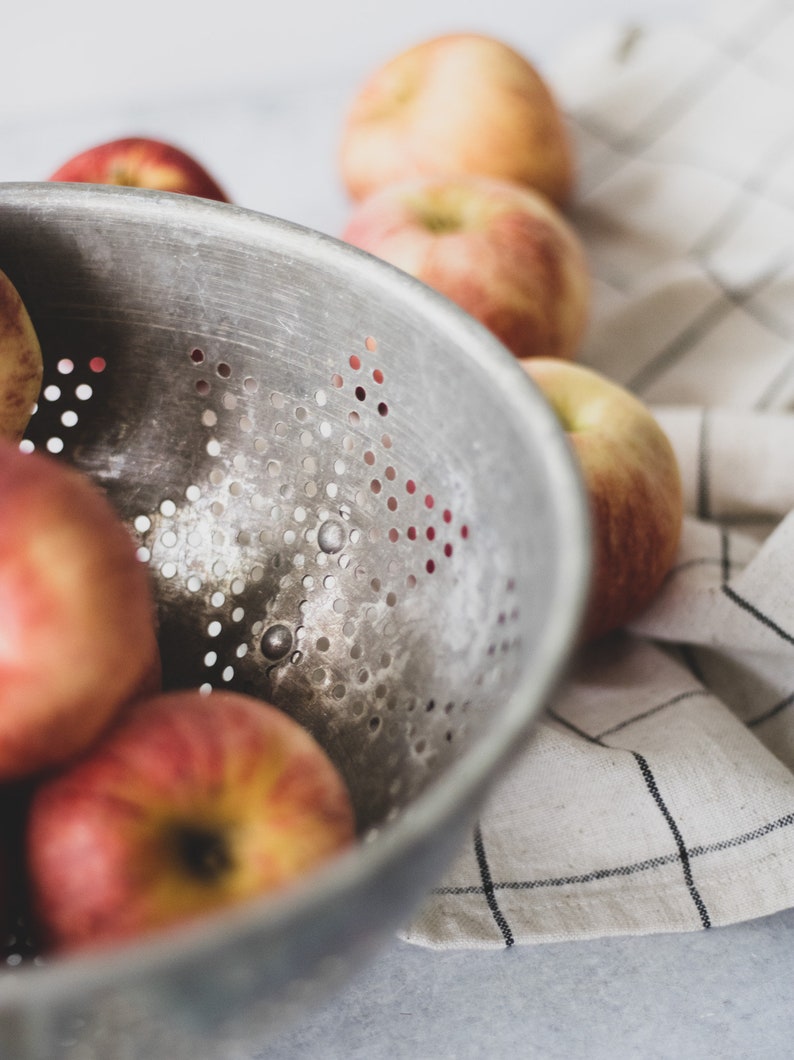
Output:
(342, 175), (590, 361)
(0, 440), (161, 780)
(48, 136), (230, 202)
(0, 268), (43, 444)
(522, 358), (683, 642)
(339, 32), (575, 208)
(26, 689), (357, 952)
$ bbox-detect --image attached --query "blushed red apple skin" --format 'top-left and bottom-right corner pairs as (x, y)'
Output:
(522, 358), (683, 642)
(339, 33), (575, 208)
(48, 137), (230, 202)
(342, 175), (590, 361)
(26, 690), (356, 953)
(0, 440), (161, 780)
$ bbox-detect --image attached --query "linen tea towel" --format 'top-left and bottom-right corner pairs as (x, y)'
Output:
(403, 0), (794, 948)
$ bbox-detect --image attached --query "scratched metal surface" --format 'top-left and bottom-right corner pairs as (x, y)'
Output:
(0, 182), (588, 1060)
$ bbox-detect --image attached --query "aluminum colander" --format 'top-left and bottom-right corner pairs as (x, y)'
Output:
(0, 181), (590, 1059)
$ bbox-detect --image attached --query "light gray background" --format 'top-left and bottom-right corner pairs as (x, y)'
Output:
(7, 1), (791, 1056)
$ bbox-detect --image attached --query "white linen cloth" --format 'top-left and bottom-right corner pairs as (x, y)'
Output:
(403, 0), (794, 947)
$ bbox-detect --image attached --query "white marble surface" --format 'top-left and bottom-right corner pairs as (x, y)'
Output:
(7, 0), (792, 1056)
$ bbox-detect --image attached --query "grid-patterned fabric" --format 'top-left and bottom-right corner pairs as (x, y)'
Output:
(403, 0), (794, 948)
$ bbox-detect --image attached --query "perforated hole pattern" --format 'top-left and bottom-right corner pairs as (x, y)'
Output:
(19, 327), (526, 842)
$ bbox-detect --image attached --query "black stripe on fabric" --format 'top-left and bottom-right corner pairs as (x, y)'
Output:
(690, 810), (794, 856)
(748, 690), (794, 728)
(679, 644), (707, 686)
(632, 752), (712, 929)
(473, 823), (514, 948)
(627, 264), (782, 396)
(670, 556), (747, 577)
(546, 708), (601, 745)
(574, 0), (792, 197)
(596, 688), (711, 739)
(691, 123), (794, 263)
(626, 292), (735, 395)
(754, 354), (794, 411)
(697, 409), (711, 521)
(548, 709), (712, 927)
(433, 810), (794, 897)
(720, 526), (732, 585)
(721, 584), (794, 646)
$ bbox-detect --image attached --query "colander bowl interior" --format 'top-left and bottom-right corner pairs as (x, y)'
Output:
(0, 182), (590, 1059)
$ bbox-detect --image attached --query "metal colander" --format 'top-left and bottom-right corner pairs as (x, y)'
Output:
(0, 182), (589, 1059)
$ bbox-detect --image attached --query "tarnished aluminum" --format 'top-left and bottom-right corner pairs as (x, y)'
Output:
(0, 182), (589, 1059)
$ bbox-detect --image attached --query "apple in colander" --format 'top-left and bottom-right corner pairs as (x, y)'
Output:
(25, 689), (357, 952)
(338, 32), (575, 208)
(0, 267), (43, 444)
(48, 136), (230, 202)
(522, 358), (683, 642)
(341, 174), (590, 361)
(0, 440), (161, 780)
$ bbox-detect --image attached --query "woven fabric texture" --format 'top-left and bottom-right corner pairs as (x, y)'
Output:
(404, 0), (794, 948)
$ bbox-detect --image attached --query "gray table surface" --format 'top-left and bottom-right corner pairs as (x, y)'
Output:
(263, 907), (794, 1058)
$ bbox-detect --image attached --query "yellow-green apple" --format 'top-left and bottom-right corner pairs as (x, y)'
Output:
(0, 440), (161, 780)
(339, 32), (575, 208)
(26, 689), (356, 952)
(0, 268), (43, 443)
(522, 358), (683, 642)
(48, 136), (230, 201)
(342, 175), (590, 360)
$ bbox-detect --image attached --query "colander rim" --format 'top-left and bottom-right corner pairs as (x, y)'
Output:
(0, 181), (591, 1011)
